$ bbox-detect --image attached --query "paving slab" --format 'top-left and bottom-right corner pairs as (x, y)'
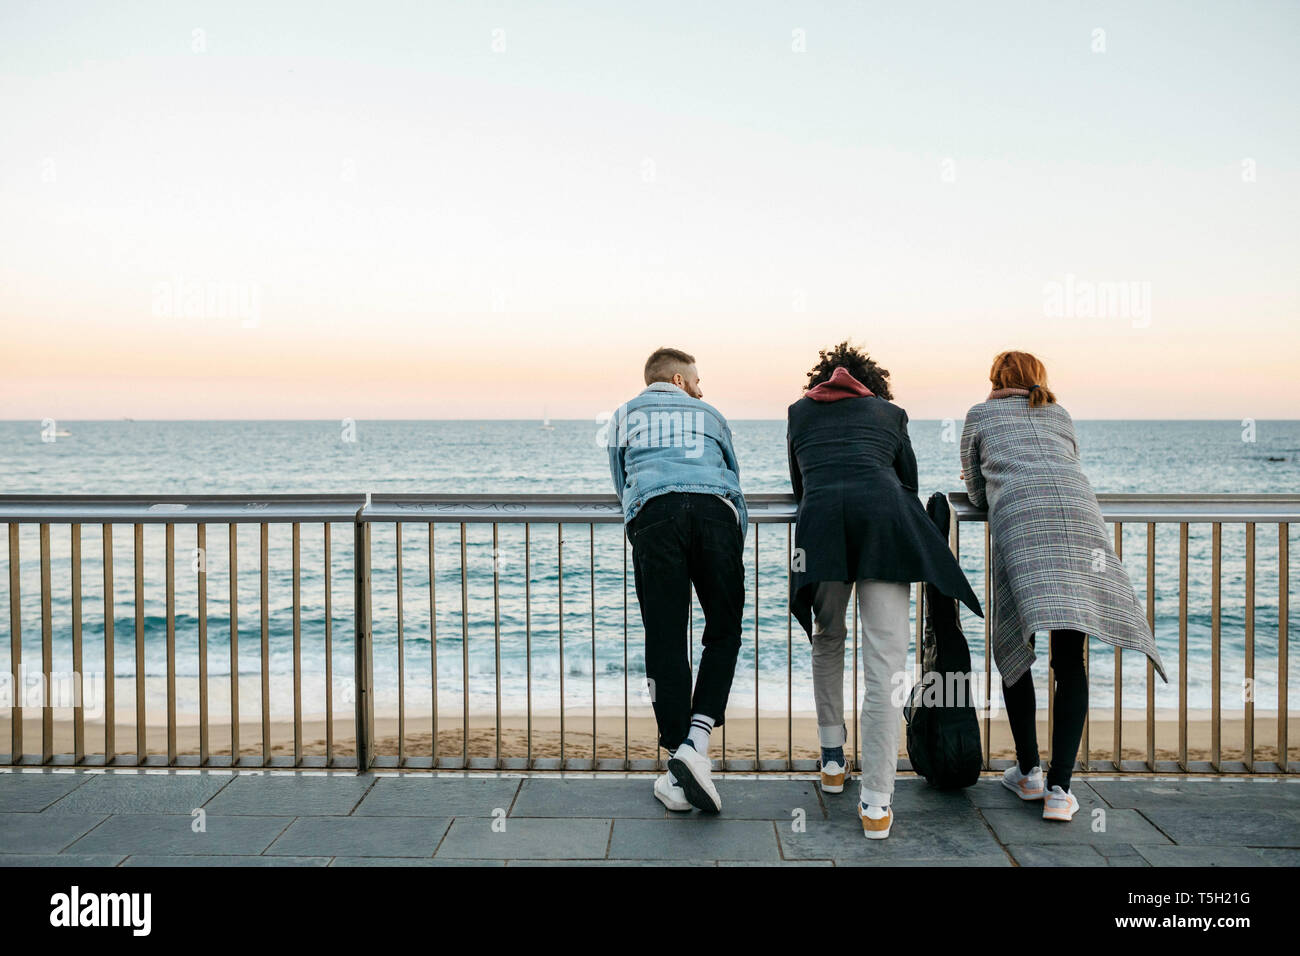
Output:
(204, 774), (376, 816)
(781, 803), (1004, 862)
(1132, 844), (1292, 867)
(1006, 844), (1149, 866)
(833, 853), (1012, 866)
(510, 778), (678, 818)
(354, 776), (521, 817)
(1090, 779), (1300, 810)
(609, 818), (781, 861)
(507, 858), (717, 867)
(122, 854), (330, 867)
(332, 856), (505, 867)
(267, 816), (451, 857)
(67, 812), (292, 856)
(980, 806), (1170, 847)
(712, 779), (825, 820)
(1137, 807), (1300, 848)
(0, 812), (107, 854)
(0, 853), (125, 867)
(46, 773), (233, 814)
(0, 772), (93, 812)
(436, 817), (611, 860)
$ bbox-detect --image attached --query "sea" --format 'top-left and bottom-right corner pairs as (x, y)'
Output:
(1, 419), (1297, 720)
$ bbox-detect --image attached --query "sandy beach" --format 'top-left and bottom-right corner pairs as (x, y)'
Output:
(3, 709), (1294, 765)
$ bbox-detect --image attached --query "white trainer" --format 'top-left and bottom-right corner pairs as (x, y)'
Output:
(653, 771), (691, 812)
(1042, 785), (1080, 822)
(1001, 765), (1046, 801)
(667, 744), (722, 813)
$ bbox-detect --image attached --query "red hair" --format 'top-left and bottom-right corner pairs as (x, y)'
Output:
(990, 351), (1056, 407)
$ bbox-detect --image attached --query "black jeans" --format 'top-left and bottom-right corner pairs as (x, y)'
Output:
(1002, 630), (1088, 792)
(629, 492), (745, 751)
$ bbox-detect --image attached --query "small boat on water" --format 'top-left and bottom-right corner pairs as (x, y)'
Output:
(540, 408), (554, 430)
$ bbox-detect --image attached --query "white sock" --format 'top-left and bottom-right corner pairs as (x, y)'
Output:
(686, 714), (715, 755)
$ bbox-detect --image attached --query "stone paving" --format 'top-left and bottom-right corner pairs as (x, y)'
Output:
(0, 769), (1296, 867)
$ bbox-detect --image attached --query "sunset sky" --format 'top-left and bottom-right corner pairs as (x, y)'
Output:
(2, 1), (1297, 421)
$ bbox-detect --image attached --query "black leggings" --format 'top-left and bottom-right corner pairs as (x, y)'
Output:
(1002, 630), (1087, 792)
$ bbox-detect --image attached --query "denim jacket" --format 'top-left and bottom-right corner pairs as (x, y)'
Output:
(605, 382), (748, 531)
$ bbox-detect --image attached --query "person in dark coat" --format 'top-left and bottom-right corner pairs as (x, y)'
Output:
(787, 342), (981, 840)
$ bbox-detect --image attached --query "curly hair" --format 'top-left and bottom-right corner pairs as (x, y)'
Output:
(804, 341), (893, 400)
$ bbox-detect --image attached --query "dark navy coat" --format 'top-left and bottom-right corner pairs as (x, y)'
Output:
(787, 394), (982, 636)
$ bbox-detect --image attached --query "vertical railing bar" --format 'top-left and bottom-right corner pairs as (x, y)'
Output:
(229, 523), (240, 764)
(1113, 523), (1123, 770)
(1178, 522), (1188, 770)
(396, 522), (405, 764)
(40, 523), (53, 764)
(434, 522), (444, 770)
(1211, 522), (1221, 771)
(496, 522), (504, 768)
(754, 523), (759, 764)
(1278, 523), (1289, 773)
(8, 525), (21, 761)
(524, 523), (531, 766)
(1244, 521), (1255, 772)
(352, 514), (374, 771)
(259, 522), (270, 765)
(460, 522), (469, 766)
(983, 522), (992, 771)
(197, 524), (208, 766)
(1145, 522), (1156, 771)
(324, 523), (333, 764)
(165, 523), (176, 765)
(133, 523), (145, 764)
(71, 524), (83, 764)
(293, 521), (303, 766)
(102, 524), (114, 763)
(588, 523), (595, 764)
(622, 529), (627, 768)
(786, 523), (792, 770)
(558, 524), (565, 765)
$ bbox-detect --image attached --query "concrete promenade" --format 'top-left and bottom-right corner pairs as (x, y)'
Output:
(0, 769), (1296, 867)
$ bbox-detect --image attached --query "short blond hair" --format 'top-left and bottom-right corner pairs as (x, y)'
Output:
(644, 347), (696, 385)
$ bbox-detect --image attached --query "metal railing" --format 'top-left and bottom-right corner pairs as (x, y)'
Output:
(0, 492), (1294, 774)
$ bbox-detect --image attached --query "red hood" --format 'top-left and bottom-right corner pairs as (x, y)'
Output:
(806, 366), (873, 402)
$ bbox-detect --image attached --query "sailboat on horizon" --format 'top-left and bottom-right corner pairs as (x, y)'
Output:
(540, 406), (555, 430)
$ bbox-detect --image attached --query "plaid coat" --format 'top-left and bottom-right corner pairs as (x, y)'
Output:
(960, 397), (1166, 687)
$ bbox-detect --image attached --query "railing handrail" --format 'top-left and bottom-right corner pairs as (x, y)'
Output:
(2, 492), (1298, 524)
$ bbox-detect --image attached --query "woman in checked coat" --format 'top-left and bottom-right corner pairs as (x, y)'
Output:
(960, 351), (1166, 822)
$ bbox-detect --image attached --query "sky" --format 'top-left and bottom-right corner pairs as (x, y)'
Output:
(1, 0), (1297, 421)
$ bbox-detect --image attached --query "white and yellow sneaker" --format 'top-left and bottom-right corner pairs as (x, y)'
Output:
(1001, 765), (1045, 801)
(819, 757), (849, 794)
(859, 803), (893, 840)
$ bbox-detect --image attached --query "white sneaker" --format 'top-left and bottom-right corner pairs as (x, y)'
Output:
(859, 803), (893, 840)
(820, 757), (849, 794)
(667, 744), (722, 813)
(1001, 765), (1045, 801)
(1042, 785), (1080, 822)
(653, 772), (691, 812)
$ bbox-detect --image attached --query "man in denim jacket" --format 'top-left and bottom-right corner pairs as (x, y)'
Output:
(606, 347), (746, 814)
